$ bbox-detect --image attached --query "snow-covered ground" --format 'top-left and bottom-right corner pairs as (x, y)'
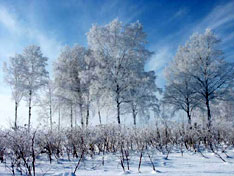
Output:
(0, 150), (233, 176)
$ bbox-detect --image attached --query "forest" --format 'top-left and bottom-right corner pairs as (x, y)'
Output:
(0, 19), (234, 176)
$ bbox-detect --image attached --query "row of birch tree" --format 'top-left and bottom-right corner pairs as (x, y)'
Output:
(3, 21), (234, 130)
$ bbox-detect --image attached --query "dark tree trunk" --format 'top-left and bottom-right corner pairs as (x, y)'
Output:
(133, 113), (136, 126)
(15, 101), (18, 129)
(132, 103), (137, 126)
(187, 111), (191, 126)
(28, 90), (32, 131)
(186, 104), (191, 126)
(117, 100), (121, 124)
(31, 132), (36, 176)
(86, 104), (89, 127)
(80, 103), (84, 128)
(85, 93), (90, 127)
(205, 76), (211, 129)
(98, 110), (102, 125)
(206, 97), (212, 129)
(185, 95), (192, 126)
(116, 84), (121, 125)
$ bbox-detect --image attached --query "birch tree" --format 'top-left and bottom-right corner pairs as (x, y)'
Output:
(166, 29), (234, 128)
(54, 45), (93, 128)
(186, 29), (234, 128)
(21, 45), (49, 130)
(87, 19), (153, 124)
(163, 46), (199, 125)
(79, 49), (96, 127)
(127, 71), (160, 125)
(3, 54), (25, 129)
(37, 79), (56, 130)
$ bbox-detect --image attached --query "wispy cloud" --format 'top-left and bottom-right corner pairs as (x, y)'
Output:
(146, 1), (234, 88)
(0, 5), (63, 61)
(197, 1), (234, 60)
(145, 46), (173, 89)
(97, 0), (146, 25)
(172, 7), (188, 20)
(146, 47), (173, 72)
(194, 1), (234, 32)
(222, 31), (234, 44)
(0, 6), (17, 32)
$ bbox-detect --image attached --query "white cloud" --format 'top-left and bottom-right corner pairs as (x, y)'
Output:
(99, 0), (145, 24)
(172, 8), (188, 20)
(0, 6), (17, 31)
(28, 31), (63, 61)
(194, 1), (234, 32)
(222, 31), (234, 44)
(145, 47), (173, 89)
(146, 47), (173, 72)
(0, 5), (63, 60)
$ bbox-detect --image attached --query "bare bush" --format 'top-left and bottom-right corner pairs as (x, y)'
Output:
(0, 121), (233, 175)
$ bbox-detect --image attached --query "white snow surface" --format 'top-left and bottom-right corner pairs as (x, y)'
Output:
(0, 150), (233, 176)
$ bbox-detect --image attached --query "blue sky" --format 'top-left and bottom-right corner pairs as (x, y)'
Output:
(0, 0), (234, 126)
